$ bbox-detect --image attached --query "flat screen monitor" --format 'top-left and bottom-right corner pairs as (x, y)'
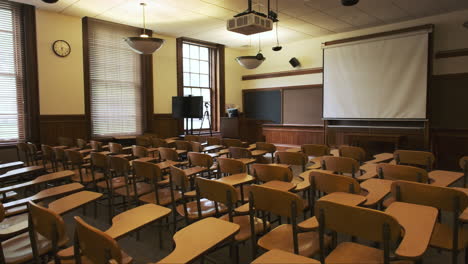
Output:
(172, 96), (203, 119)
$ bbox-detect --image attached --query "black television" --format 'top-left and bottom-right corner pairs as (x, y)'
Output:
(172, 96), (203, 119)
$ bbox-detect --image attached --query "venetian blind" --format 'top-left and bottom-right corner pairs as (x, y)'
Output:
(0, 1), (25, 142)
(87, 19), (143, 137)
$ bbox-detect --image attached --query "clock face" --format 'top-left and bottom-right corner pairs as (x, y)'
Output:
(52, 40), (71, 57)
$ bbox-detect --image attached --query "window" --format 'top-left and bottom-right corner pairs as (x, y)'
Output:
(0, 1), (25, 142)
(177, 38), (225, 132)
(84, 18), (152, 137)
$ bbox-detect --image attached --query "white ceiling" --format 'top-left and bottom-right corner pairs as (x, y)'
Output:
(13, 0), (468, 48)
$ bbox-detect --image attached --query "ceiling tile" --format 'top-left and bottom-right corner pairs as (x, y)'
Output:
(324, 6), (382, 26)
(300, 12), (353, 32)
(357, 0), (410, 22)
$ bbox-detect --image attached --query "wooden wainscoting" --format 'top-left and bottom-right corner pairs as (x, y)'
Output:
(39, 115), (88, 145)
(152, 114), (180, 138)
(432, 129), (468, 170)
(263, 125), (325, 148)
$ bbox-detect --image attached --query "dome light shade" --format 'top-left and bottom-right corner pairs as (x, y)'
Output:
(236, 55), (265, 69)
(125, 36), (165, 55)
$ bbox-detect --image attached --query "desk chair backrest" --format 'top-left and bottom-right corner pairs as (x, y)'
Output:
(188, 152), (213, 168)
(275, 152), (308, 171)
(196, 178), (237, 221)
(74, 216), (122, 264)
(377, 163), (429, 183)
(460, 156), (468, 187)
(159, 147), (179, 162)
(108, 156), (130, 177)
(223, 138), (243, 148)
(394, 150), (435, 171)
(315, 200), (401, 264)
(229, 147), (251, 159)
(207, 137), (221, 146)
(41, 144), (54, 159)
(301, 144), (329, 157)
(322, 156), (360, 177)
(391, 180), (468, 213)
(28, 201), (68, 263)
(255, 142), (276, 153)
(170, 166), (190, 192)
(217, 157), (246, 175)
(0, 203), (4, 222)
(251, 163), (293, 183)
(90, 140), (104, 152)
(185, 135), (200, 143)
(151, 138), (168, 148)
(339, 145), (366, 164)
(190, 141), (203, 152)
(65, 149), (84, 166)
(175, 140), (191, 151)
(108, 142), (124, 155)
(136, 136), (151, 148)
(91, 152), (108, 171)
(132, 160), (163, 183)
(132, 145), (148, 158)
(53, 147), (67, 162)
(249, 185), (304, 255)
(76, 138), (87, 149)
(309, 171), (361, 194)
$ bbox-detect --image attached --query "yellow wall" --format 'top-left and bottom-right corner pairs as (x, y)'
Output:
(36, 10), (85, 115)
(240, 9), (468, 108)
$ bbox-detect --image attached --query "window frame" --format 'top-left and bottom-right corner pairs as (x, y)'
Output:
(0, 2), (39, 145)
(176, 37), (225, 134)
(82, 17), (153, 139)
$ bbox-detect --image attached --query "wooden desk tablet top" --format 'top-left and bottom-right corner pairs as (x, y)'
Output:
(251, 149), (268, 157)
(105, 204), (171, 240)
(252, 249), (320, 264)
(365, 153), (394, 164)
(356, 163), (378, 182)
(216, 173), (255, 186)
(78, 149), (93, 155)
(0, 165), (44, 181)
(360, 178), (393, 207)
(386, 202), (438, 259)
(261, 180), (295, 192)
(238, 158), (256, 165)
(156, 160), (180, 170)
(203, 145), (224, 152)
(286, 147), (301, 153)
(307, 157), (324, 170)
(183, 166), (207, 177)
(0, 170), (74, 195)
(298, 192), (367, 231)
(428, 170), (464, 187)
(47, 191), (103, 215)
(0, 213), (28, 239)
(3, 183), (84, 209)
(156, 217), (240, 264)
(248, 143), (256, 150)
(0, 161), (24, 174)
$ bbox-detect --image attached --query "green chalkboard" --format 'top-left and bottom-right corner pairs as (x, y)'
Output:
(244, 90), (282, 124)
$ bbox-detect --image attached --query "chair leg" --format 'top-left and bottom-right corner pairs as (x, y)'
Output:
(453, 249), (458, 264)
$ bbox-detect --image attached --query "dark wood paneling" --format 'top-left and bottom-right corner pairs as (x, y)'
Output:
(435, 48), (468, 59)
(242, 68), (323, 81)
(152, 114), (180, 138)
(323, 24), (434, 46)
(263, 125), (325, 146)
(39, 115), (87, 145)
(432, 129), (468, 170)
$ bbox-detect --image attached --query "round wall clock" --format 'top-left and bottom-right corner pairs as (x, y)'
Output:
(52, 40), (71, 57)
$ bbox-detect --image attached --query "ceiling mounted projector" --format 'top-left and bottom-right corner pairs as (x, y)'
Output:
(341, 0), (359, 6)
(42, 0), (59, 3)
(227, 0), (278, 35)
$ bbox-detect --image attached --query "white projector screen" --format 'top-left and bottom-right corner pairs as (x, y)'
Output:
(323, 32), (429, 119)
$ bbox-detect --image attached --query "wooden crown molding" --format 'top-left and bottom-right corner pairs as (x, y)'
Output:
(242, 84), (323, 93)
(242, 67), (323, 81)
(435, 48), (468, 59)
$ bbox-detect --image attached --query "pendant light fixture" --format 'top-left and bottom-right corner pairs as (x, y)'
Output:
(236, 34), (265, 69)
(124, 2), (164, 55)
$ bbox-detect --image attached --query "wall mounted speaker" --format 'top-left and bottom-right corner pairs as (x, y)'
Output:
(289, 57), (300, 68)
(42, 0), (59, 3)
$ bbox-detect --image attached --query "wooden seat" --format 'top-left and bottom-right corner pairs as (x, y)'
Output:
(176, 198), (227, 220)
(252, 249), (319, 264)
(72, 216), (133, 264)
(325, 242), (412, 264)
(390, 180), (468, 263)
(249, 184), (327, 258)
(1, 201), (68, 264)
(275, 151), (308, 172)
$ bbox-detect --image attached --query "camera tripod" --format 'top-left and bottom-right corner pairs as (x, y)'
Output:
(199, 102), (212, 136)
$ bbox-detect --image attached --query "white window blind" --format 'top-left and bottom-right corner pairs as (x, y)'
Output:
(87, 19), (143, 137)
(0, 1), (25, 142)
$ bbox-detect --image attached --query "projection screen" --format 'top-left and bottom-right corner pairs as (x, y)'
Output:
(323, 30), (429, 119)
